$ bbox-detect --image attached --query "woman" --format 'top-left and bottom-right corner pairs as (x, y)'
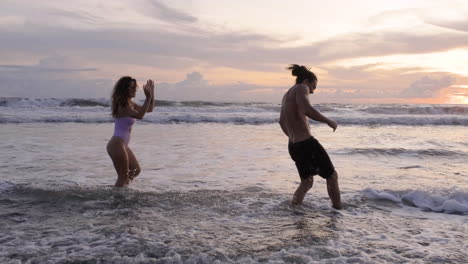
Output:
(107, 76), (154, 187)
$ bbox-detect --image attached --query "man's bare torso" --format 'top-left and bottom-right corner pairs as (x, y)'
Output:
(280, 84), (312, 143)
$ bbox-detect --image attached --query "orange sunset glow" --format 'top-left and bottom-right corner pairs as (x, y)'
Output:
(0, 0), (467, 104)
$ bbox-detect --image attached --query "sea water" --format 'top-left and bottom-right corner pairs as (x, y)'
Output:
(0, 97), (467, 263)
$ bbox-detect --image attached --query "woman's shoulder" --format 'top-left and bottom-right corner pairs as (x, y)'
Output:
(114, 105), (131, 118)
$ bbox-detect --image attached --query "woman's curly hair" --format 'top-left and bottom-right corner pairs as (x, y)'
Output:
(111, 76), (136, 117)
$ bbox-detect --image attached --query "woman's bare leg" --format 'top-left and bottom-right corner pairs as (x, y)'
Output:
(326, 171), (342, 209)
(292, 177), (314, 205)
(107, 137), (129, 187)
(125, 146), (141, 183)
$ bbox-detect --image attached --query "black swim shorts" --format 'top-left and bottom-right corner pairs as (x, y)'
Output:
(288, 137), (335, 180)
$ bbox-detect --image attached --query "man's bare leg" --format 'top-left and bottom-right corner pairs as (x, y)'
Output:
(326, 171), (342, 209)
(292, 177), (314, 205)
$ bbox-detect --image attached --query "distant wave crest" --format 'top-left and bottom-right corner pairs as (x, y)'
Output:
(360, 106), (467, 115)
(0, 97), (109, 108)
(1, 97), (467, 126)
(334, 147), (466, 157)
(1, 114), (467, 126)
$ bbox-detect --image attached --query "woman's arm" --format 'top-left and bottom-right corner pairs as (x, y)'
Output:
(141, 79), (155, 113)
(126, 82), (153, 120)
(147, 93), (155, 113)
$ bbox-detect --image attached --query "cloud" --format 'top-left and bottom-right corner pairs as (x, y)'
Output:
(1, 1), (467, 103)
(0, 15), (25, 26)
(425, 18), (468, 32)
(155, 71), (276, 102)
(2, 1), (468, 72)
(0, 57), (460, 103)
(142, 0), (197, 24)
(400, 76), (456, 98)
(321, 64), (421, 91)
(45, 9), (105, 29)
(2, 23), (468, 75)
(0, 55), (112, 98)
(367, 8), (422, 25)
(313, 64), (462, 102)
(312, 31), (468, 64)
(0, 65), (97, 72)
(0, 55), (98, 73)
(322, 64), (381, 80)
(0, 55), (97, 75)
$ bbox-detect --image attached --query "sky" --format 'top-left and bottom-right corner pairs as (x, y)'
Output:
(0, 0), (467, 104)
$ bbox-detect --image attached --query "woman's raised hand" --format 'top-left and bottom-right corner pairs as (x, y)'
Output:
(148, 79), (155, 96)
(143, 83), (150, 98)
(143, 80), (153, 98)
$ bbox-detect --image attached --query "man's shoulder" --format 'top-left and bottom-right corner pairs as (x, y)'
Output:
(291, 84), (309, 96)
(283, 84), (308, 101)
(295, 83), (308, 90)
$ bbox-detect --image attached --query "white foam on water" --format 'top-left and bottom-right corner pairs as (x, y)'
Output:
(1, 110), (466, 263)
(1, 97), (467, 125)
(1, 184), (467, 263)
(363, 188), (468, 214)
(359, 105), (467, 115)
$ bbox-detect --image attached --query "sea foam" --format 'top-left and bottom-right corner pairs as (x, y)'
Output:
(363, 188), (468, 215)
(1, 97), (467, 125)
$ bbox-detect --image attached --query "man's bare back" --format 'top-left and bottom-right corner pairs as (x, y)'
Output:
(280, 84), (313, 143)
(280, 84), (337, 143)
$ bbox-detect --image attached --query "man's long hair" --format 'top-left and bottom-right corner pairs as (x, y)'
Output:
(287, 64), (317, 84)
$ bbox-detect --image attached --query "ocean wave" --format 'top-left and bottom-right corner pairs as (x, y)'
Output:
(0, 97), (344, 112)
(2, 98), (467, 116)
(363, 188), (468, 215)
(0, 180), (15, 194)
(1, 114), (468, 126)
(1, 182), (465, 263)
(0, 117), (113, 124)
(0, 97), (110, 108)
(0, 97), (270, 108)
(334, 148), (465, 158)
(58, 98), (109, 107)
(359, 105), (467, 115)
(337, 116), (468, 125)
(1, 97), (467, 126)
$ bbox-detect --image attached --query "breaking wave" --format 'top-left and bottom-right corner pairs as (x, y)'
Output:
(334, 147), (466, 158)
(359, 105), (467, 115)
(363, 188), (468, 215)
(1, 97), (466, 126)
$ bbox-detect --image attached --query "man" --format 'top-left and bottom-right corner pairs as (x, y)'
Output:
(279, 64), (342, 209)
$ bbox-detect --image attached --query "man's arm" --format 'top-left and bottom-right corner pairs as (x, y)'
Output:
(296, 85), (337, 131)
(279, 110), (289, 137)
